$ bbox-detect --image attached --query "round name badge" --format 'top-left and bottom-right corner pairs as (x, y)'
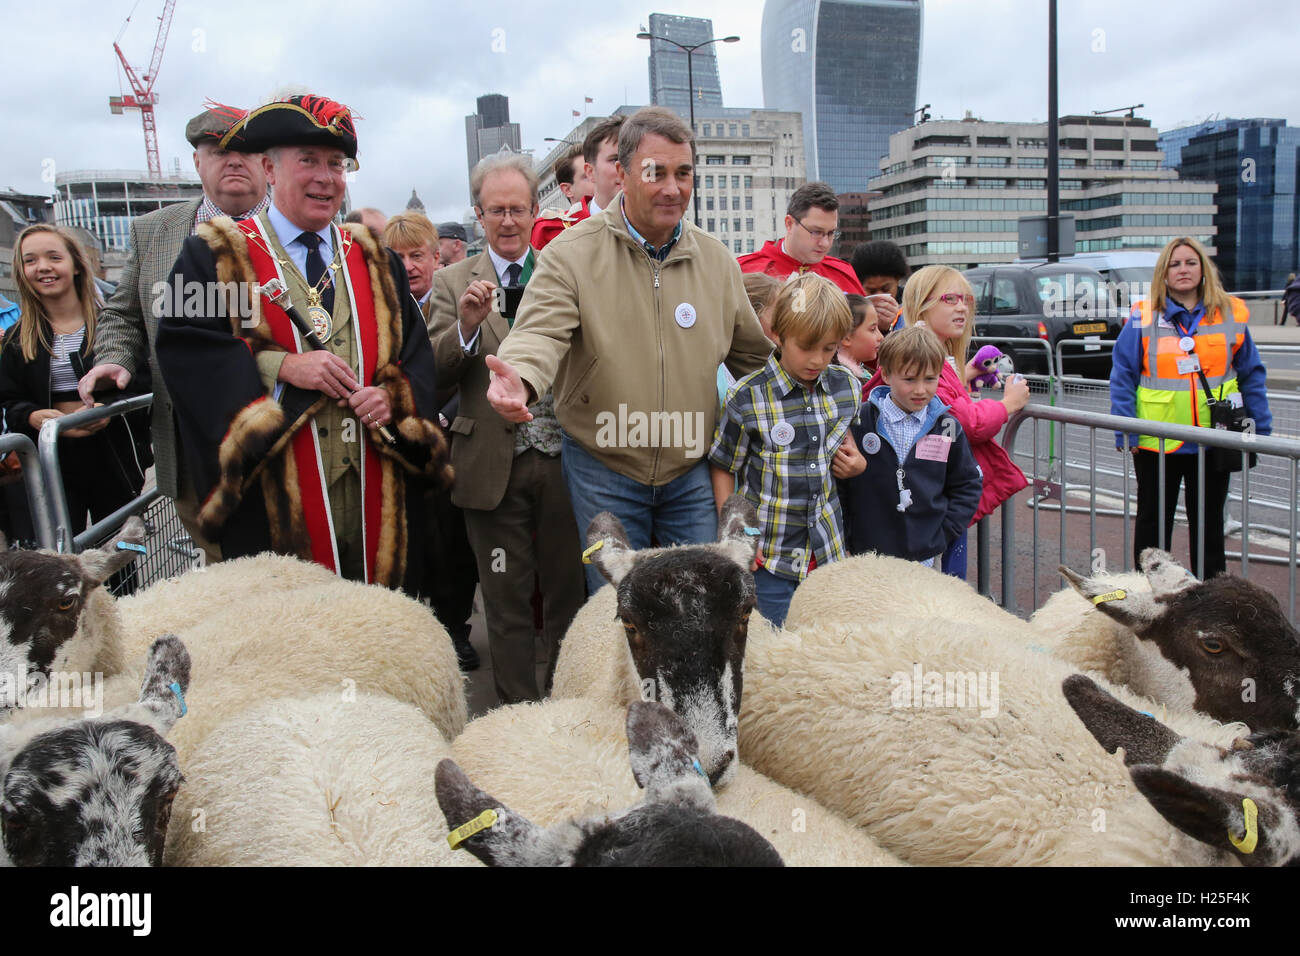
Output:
(771, 421), (796, 446)
(675, 302), (696, 329)
(861, 432), (882, 455)
(1178, 335), (1196, 352)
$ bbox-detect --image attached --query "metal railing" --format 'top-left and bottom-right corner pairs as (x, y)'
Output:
(998, 403), (1300, 622)
(0, 432), (56, 548)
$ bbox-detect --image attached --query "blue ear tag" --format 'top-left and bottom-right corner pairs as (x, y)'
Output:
(743, 527), (760, 537)
(168, 681), (187, 716)
(116, 542), (147, 554)
(692, 758), (707, 779)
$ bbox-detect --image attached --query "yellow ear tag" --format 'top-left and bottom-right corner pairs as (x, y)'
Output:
(1091, 588), (1127, 605)
(447, 808), (499, 850)
(1227, 798), (1258, 855)
(581, 540), (605, 565)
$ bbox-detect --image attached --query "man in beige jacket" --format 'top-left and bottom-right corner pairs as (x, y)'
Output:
(486, 106), (773, 591)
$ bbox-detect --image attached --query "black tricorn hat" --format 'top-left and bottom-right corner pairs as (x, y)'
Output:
(220, 94), (359, 167)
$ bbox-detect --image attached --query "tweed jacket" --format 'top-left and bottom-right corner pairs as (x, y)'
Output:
(427, 249), (532, 512)
(93, 198), (201, 497)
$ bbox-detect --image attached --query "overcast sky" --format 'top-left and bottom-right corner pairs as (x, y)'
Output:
(4, 0), (1298, 225)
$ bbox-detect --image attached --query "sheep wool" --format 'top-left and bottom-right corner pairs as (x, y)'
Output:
(451, 696), (902, 867)
(738, 615), (1247, 866)
(550, 586), (637, 705)
(168, 692), (478, 866)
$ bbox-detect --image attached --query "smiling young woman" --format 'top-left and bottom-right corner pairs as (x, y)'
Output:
(0, 224), (149, 560)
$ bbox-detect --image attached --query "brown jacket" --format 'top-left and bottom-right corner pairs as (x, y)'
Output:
(427, 249), (526, 511)
(497, 199), (772, 485)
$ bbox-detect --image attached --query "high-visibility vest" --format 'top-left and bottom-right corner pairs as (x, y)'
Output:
(1133, 297), (1249, 452)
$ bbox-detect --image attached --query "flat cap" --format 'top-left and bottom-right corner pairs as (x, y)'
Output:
(185, 106), (245, 148)
(438, 222), (468, 242)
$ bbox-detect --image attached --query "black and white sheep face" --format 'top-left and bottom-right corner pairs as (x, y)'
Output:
(435, 701), (783, 867)
(1061, 548), (1300, 732)
(1064, 674), (1300, 867)
(0, 518), (146, 715)
(585, 496), (760, 788)
(0, 635), (190, 867)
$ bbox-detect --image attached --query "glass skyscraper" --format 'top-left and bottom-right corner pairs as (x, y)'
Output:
(1171, 119), (1299, 291)
(762, 0), (922, 193)
(648, 13), (725, 110)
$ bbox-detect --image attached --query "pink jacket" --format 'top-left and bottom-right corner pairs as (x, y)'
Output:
(864, 361), (1027, 523)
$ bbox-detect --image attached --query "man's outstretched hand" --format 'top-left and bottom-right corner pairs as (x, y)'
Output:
(485, 354), (533, 423)
(78, 364), (132, 405)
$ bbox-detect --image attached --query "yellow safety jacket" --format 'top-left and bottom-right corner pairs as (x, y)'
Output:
(1134, 298), (1249, 452)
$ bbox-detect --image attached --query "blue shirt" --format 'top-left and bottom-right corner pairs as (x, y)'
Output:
(621, 199), (683, 261)
(265, 202), (334, 278)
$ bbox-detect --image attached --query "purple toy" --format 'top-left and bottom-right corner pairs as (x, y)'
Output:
(970, 345), (1008, 391)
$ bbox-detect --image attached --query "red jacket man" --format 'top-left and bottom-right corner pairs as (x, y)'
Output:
(738, 181), (864, 295)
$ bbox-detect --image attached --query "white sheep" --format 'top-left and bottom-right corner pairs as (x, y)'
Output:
(450, 695), (902, 867)
(167, 691), (478, 867)
(737, 612), (1251, 866)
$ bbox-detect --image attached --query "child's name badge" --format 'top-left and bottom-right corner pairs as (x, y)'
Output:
(1177, 355), (1201, 374)
(860, 432), (881, 455)
(916, 434), (952, 462)
(674, 302), (696, 329)
(770, 421), (796, 445)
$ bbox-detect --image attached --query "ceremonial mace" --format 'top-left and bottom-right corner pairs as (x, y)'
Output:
(256, 278), (398, 446)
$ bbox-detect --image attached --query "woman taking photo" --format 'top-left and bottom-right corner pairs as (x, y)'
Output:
(0, 224), (149, 550)
(1110, 236), (1270, 580)
(867, 265), (1030, 578)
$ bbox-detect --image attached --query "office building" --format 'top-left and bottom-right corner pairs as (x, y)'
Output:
(761, 0), (922, 193)
(647, 13), (725, 110)
(465, 94), (523, 174)
(1162, 119), (1299, 291)
(867, 114), (1217, 270)
(0, 190), (55, 299)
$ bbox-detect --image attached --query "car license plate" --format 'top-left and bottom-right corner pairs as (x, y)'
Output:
(1073, 322), (1107, 334)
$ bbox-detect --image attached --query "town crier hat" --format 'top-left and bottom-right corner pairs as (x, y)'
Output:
(219, 94), (359, 166)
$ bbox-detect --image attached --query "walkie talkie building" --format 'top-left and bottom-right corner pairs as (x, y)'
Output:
(762, 0), (923, 193)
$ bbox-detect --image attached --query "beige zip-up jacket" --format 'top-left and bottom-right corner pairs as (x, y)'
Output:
(497, 198), (773, 486)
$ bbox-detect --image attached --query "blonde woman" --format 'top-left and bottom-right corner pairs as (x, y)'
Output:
(1109, 237), (1270, 579)
(868, 265), (1030, 578)
(0, 225), (149, 543)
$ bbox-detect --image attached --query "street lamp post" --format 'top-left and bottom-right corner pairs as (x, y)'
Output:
(636, 30), (739, 227)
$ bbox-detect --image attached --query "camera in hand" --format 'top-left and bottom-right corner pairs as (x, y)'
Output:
(499, 285), (525, 320)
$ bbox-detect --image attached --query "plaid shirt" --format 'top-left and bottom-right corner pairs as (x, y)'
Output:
(193, 192), (271, 231)
(710, 356), (861, 581)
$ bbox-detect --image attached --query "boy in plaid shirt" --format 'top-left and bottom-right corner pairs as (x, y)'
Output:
(709, 274), (865, 626)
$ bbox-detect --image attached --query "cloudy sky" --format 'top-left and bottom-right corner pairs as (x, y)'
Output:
(4, 0), (1298, 225)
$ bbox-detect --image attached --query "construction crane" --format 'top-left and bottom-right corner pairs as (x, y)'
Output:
(108, 0), (177, 179)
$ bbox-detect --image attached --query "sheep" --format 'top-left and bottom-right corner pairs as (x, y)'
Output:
(450, 695), (902, 867)
(1040, 548), (1300, 731)
(551, 495), (762, 785)
(737, 612), (1250, 866)
(435, 701), (784, 866)
(166, 690), (479, 867)
(0, 634), (190, 866)
(0, 517), (148, 708)
(1059, 674), (1300, 866)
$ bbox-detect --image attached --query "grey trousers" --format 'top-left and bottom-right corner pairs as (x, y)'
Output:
(462, 449), (585, 705)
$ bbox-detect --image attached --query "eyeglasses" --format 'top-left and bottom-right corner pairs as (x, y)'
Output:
(927, 293), (975, 308)
(794, 219), (840, 242)
(479, 206), (532, 222)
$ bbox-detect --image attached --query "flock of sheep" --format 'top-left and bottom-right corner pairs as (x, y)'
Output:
(2, 496), (1298, 867)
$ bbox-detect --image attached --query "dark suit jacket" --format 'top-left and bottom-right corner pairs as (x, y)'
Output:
(93, 198), (202, 497)
(427, 250), (532, 511)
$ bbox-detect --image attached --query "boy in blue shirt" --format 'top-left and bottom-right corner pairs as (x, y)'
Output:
(839, 324), (981, 566)
(709, 274), (865, 626)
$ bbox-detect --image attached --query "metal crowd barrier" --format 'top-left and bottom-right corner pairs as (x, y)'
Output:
(28, 395), (198, 594)
(998, 403), (1300, 623)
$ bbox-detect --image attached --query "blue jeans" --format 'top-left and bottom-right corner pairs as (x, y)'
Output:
(753, 567), (799, 628)
(941, 529), (968, 579)
(562, 433), (718, 592)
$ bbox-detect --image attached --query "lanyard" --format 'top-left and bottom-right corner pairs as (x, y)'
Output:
(1168, 302), (1204, 339)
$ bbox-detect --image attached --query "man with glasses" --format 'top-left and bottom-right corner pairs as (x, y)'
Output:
(738, 181), (865, 295)
(427, 153), (584, 705)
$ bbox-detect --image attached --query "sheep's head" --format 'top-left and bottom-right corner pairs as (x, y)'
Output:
(1064, 674), (1300, 866)
(1059, 548), (1300, 732)
(0, 517), (146, 714)
(584, 495), (759, 788)
(0, 635), (189, 866)
(435, 701), (782, 867)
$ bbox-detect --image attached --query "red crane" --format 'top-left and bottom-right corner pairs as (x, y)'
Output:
(108, 0), (177, 179)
